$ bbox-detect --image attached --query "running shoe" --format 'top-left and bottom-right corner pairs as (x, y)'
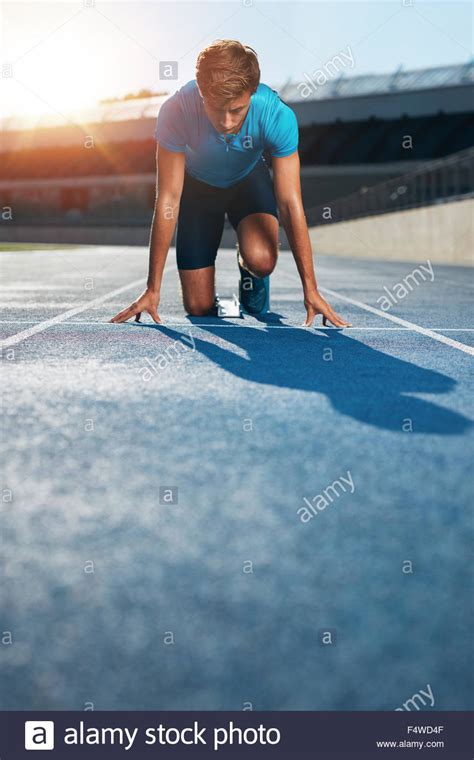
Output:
(237, 247), (270, 314)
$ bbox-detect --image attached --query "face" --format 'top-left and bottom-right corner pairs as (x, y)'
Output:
(199, 88), (252, 135)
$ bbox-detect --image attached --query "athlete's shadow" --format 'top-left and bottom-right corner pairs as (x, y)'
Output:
(138, 316), (471, 434)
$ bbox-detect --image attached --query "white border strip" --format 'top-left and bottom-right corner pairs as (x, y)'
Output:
(1, 321), (474, 332)
(320, 286), (474, 356)
(1, 278), (473, 356)
(1, 278), (144, 349)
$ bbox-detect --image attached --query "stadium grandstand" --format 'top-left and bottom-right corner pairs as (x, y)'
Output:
(0, 61), (473, 247)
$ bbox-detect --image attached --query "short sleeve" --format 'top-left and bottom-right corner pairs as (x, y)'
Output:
(154, 93), (187, 152)
(265, 96), (299, 158)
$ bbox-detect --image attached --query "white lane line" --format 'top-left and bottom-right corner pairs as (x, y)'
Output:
(320, 286), (474, 356)
(0, 278), (145, 348)
(0, 319), (474, 332)
(1, 320), (474, 331)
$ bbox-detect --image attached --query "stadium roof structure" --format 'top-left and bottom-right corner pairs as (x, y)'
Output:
(2, 61), (472, 133)
(279, 61), (473, 102)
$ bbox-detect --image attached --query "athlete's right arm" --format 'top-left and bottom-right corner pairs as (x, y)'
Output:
(110, 144), (185, 324)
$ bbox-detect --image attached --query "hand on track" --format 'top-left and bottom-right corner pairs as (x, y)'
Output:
(303, 290), (352, 328)
(110, 289), (161, 324)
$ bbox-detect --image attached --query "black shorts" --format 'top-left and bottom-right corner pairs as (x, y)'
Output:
(175, 157), (278, 270)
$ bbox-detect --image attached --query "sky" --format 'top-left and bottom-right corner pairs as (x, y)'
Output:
(0, 0), (472, 123)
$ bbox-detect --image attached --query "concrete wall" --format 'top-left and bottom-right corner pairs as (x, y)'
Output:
(0, 225), (151, 246)
(308, 198), (474, 265)
(0, 223), (239, 249)
(1, 200), (472, 266)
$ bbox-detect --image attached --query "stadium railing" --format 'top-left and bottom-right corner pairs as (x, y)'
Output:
(305, 147), (474, 227)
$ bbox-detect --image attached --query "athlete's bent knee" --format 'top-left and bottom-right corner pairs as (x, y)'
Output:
(249, 250), (277, 278)
(184, 300), (214, 317)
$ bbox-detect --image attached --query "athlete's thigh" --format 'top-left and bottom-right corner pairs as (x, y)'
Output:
(227, 160), (279, 267)
(176, 172), (225, 270)
(227, 159), (279, 236)
(237, 211), (279, 252)
(179, 266), (216, 316)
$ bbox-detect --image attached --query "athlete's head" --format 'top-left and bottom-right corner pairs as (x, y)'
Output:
(196, 39), (260, 134)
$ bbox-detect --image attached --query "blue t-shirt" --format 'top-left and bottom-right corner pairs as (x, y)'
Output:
(154, 79), (298, 188)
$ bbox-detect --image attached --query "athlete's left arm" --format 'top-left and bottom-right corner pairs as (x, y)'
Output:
(272, 151), (351, 328)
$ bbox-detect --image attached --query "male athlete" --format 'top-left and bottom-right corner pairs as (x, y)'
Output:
(111, 40), (350, 327)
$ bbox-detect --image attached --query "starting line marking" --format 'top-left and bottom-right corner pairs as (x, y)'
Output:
(0, 321), (474, 332)
(0, 278), (145, 348)
(1, 270), (473, 356)
(319, 286), (474, 356)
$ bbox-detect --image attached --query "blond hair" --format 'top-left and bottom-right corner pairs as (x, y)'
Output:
(196, 39), (260, 102)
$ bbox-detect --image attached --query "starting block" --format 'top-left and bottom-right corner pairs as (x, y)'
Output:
(215, 293), (242, 318)
(214, 271), (271, 318)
